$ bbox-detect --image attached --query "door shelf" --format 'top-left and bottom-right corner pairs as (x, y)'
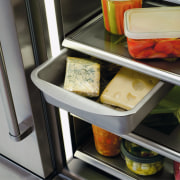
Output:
(75, 139), (174, 180)
(31, 48), (172, 135)
(62, 15), (180, 86)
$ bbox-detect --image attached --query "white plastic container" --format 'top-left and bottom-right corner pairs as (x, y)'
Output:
(124, 7), (180, 60)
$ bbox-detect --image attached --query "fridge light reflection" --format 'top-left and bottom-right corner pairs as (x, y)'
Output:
(44, 0), (73, 161)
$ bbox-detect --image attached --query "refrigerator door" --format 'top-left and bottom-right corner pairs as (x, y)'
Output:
(0, 155), (43, 180)
(0, 0), (53, 178)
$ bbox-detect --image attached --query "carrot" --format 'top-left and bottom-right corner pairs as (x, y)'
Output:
(102, 0), (110, 32)
(122, 1), (137, 34)
(114, 2), (122, 34)
(127, 38), (155, 57)
(119, 2), (126, 34)
(154, 40), (173, 55)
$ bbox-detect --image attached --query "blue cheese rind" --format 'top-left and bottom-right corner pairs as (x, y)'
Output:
(64, 57), (100, 97)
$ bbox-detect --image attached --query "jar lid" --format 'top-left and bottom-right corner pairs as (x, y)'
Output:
(124, 6), (180, 39)
(121, 139), (164, 163)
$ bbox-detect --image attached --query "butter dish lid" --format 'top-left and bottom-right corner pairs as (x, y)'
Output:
(124, 6), (180, 39)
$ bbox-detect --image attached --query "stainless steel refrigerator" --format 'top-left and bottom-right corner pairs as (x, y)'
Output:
(1, 0), (180, 179)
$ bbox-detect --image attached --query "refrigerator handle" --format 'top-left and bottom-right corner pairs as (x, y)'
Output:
(0, 45), (33, 142)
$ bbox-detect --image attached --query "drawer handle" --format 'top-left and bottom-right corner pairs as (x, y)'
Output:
(0, 44), (33, 141)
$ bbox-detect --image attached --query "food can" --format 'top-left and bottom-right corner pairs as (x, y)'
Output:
(121, 139), (164, 176)
(92, 124), (122, 156)
(124, 7), (180, 60)
(101, 0), (142, 35)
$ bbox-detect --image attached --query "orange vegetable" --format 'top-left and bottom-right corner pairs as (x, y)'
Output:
(127, 38), (155, 57)
(101, 0), (142, 35)
(173, 48), (180, 57)
(127, 38), (180, 59)
(114, 2), (122, 34)
(132, 0), (142, 8)
(171, 39), (180, 56)
(148, 52), (167, 59)
(101, 0), (110, 32)
(136, 48), (155, 59)
(154, 41), (173, 55)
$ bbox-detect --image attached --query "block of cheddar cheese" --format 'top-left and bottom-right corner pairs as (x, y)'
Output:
(100, 67), (159, 110)
(64, 56), (100, 97)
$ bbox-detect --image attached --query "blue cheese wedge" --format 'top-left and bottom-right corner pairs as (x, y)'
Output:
(100, 67), (159, 110)
(64, 57), (100, 97)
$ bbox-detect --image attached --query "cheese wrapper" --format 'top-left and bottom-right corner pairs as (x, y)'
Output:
(100, 67), (159, 110)
(64, 57), (100, 97)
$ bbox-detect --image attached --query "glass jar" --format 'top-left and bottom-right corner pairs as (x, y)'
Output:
(92, 124), (121, 157)
(121, 139), (164, 176)
(132, 0), (142, 8)
(101, 0), (142, 35)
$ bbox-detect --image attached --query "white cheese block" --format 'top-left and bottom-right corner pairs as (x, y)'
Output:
(100, 67), (159, 110)
(64, 56), (100, 97)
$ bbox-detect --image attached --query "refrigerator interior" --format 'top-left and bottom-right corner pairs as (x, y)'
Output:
(70, 115), (175, 180)
(31, 48), (179, 179)
(30, 0), (180, 179)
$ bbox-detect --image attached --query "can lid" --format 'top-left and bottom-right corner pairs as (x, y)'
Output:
(124, 7), (180, 39)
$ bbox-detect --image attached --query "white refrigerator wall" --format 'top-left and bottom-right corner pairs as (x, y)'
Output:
(44, 0), (73, 162)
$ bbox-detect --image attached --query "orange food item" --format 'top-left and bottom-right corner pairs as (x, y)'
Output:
(102, 0), (110, 32)
(169, 39), (180, 56)
(101, 0), (142, 35)
(154, 41), (173, 54)
(132, 0), (142, 8)
(92, 125), (121, 157)
(135, 48), (155, 59)
(127, 38), (155, 57)
(127, 38), (180, 59)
